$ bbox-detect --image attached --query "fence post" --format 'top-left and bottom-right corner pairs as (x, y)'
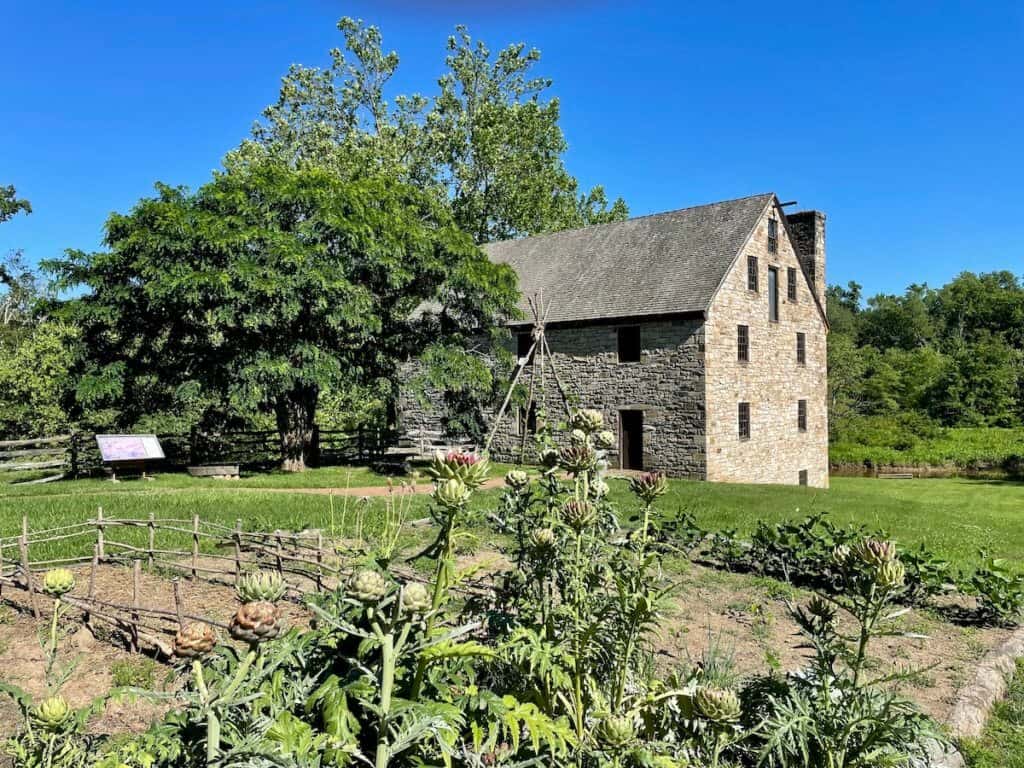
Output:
(130, 560), (141, 653)
(19, 516), (38, 619)
(172, 577), (185, 630)
(191, 514), (199, 580)
(234, 519), (242, 584)
(315, 531), (324, 592)
(147, 512), (155, 570)
(96, 507), (105, 562)
(84, 545), (98, 630)
(275, 531), (283, 577)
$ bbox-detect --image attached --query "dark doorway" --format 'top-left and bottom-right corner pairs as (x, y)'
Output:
(619, 410), (644, 470)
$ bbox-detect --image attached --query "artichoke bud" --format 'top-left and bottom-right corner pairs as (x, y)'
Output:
(33, 696), (71, 732)
(875, 560), (906, 590)
(229, 601), (282, 644)
(559, 444), (596, 474)
(694, 686), (741, 724)
(590, 479), (610, 499)
(832, 544), (851, 565)
(569, 428), (588, 445)
(539, 447), (560, 469)
(401, 582), (432, 614)
(595, 430), (616, 450)
(174, 622), (217, 658)
(433, 478), (471, 510)
(42, 568), (75, 597)
(529, 527), (556, 550)
(349, 568), (389, 604)
(236, 570), (286, 604)
(629, 472), (668, 505)
(851, 538), (897, 567)
(504, 469), (529, 490)
(569, 408), (604, 433)
(597, 714), (635, 747)
(561, 500), (596, 532)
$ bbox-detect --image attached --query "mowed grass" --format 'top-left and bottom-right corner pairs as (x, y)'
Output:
(961, 659), (1024, 767)
(1, 469), (1022, 571)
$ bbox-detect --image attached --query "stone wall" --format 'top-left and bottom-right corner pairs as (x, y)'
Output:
(489, 318), (707, 477)
(704, 200), (830, 487)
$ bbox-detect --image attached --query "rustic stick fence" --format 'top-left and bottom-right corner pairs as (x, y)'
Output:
(0, 507), (481, 656)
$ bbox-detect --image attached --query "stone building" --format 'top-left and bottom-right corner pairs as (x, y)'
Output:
(401, 193), (829, 487)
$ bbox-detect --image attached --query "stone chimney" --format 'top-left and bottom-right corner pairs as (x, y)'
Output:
(785, 210), (826, 310)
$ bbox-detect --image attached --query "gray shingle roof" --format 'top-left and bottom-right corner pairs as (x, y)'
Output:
(484, 193), (774, 325)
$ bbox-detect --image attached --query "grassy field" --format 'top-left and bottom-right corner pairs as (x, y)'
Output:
(831, 426), (1024, 471)
(2, 468), (1023, 571)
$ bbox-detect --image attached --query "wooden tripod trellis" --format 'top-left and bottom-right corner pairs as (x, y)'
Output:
(484, 291), (574, 461)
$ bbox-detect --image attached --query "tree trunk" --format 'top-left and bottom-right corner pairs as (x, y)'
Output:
(275, 384), (319, 472)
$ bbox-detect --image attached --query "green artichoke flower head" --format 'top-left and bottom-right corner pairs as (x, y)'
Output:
(33, 696), (71, 732)
(434, 477), (471, 510)
(505, 469), (529, 490)
(349, 568), (389, 604)
(237, 570), (287, 604)
(561, 499), (596, 532)
(595, 430), (616, 450)
(876, 559), (906, 590)
(559, 443), (596, 474)
(426, 450), (490, 489)
(42, 568), (76, 597)
(569, 408), (604, 434)
(401, 582), (432, 614)
(695, 686), (741, 724)
(628, 472), (668, 505)
(851, 538), (897, 568)
(597, 714), (636, 747)
(529, 527), (557, 550)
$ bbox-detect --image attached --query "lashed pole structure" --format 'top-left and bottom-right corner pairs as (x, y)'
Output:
(484, 291), (573, 459)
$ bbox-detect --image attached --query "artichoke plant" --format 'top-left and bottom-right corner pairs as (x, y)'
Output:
(42, 568), (75, 597)
(629, 472), (668, 505)
(401, 582), (432, 614)
(569, 408), (604, 433)
(529, 527), (557, 551)
(876, 560), (906, 590)
(504, 469), (529, 490)
(694, 686), (741, 724)
(229, 601), (282, 644)
(597, 714), (636, 747)
(561, 500), (596, 532)
(32, 696), (71, 732)
(851, 538), (897, 567)
(559, 444), (596, 474)
(426, 450), (490, 489)
(595, 430), (616, 450)
(236, 570), (286, 604)
(349, 568), (389, 604)
(569, 428), (588, 444)
(433, 478), (471, 510)
(174, 622), (218, 658)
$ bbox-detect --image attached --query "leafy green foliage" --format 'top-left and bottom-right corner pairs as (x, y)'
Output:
(963, 553), (1024, 626)
(46, 160), (518, 469)
(0, 184), (31, 225)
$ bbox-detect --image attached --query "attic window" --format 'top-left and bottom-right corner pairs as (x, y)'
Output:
(768, 218), (779, 254)
(618, 326), (641, 363)
(768, 267), (779, 322)
(747, 256), (759, 292)
(787, 267), (798, 302)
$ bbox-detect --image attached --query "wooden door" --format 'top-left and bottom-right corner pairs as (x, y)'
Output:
(619, 410), (643, 470)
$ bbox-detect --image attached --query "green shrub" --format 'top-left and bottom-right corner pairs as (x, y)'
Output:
(963, 554), (1024, 626)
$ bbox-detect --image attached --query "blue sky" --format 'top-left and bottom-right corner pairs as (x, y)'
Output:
(2, 1), (1022, 297)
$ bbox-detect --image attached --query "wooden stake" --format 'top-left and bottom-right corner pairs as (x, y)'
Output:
(275, 531), (283, 576)
(130, 560), (141, 653)
(84, 545), (98, 629)
(96, 507), (105, 562)
(191, 514), (199, 579)
(172, 577), (185, 630)
(19, 516), (38, 619)
(147, 512), (155, 569)
(234, 519), (242, 584)
(315, 531), (324, 592)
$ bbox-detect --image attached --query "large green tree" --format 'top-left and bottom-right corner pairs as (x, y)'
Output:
(48, 160), (518, 470)
(233, 17), (627, 244)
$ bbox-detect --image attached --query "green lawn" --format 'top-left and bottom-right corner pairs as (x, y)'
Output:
(1, 470), (1022, 571)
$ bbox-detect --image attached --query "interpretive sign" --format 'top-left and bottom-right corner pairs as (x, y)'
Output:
(96, 434), (165, 462)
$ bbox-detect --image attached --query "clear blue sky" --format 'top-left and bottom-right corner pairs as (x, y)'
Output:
(2, 1), (1022, 297)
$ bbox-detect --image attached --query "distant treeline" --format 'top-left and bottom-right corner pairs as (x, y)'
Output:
(827, 271), (1024, 467)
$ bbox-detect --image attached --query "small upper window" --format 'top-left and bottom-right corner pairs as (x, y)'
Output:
(738, 402), (751, 440)
(798, 399), (808, 432)
(737, 324), (749, 363)
(768, 267), (779, 322)
(618, 326), (641, 363)
(747, 256), (759, 292)
(787, 267), (798, 302)
(516, 332), (533, 363)
(796, 332), (806, 365)
(768, 218), (779, 254)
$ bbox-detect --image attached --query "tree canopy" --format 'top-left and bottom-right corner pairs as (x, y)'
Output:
(47, 160), (518, 469)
